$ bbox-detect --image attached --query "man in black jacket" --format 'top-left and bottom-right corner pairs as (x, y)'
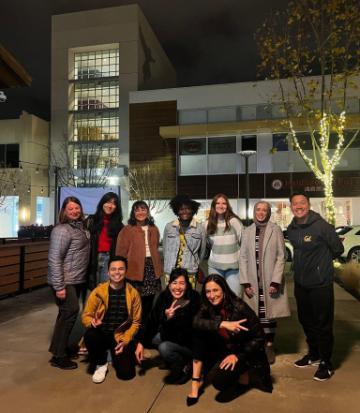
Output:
(287, 192), (344, 381)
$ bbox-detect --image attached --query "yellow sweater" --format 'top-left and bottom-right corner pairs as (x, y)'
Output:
(82, 281), (142, 345)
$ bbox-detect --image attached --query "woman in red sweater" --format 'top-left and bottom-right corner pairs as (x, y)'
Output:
(86, 192), (124, 290)
(116, 201), (163, 323)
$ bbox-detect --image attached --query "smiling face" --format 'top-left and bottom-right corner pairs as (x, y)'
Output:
(215, 197), (227, 217)
(134, 205), (149, 225)
(205, 281), (224, 307)
(102, 198), (117, 215)
(64, 201), (82, 221)
(108, 260), (126, 287)
(169, 275), (187, 300)
(255, 202), (270, 223)
(290, 195), (310, 221)
(178, 204), (193, 222)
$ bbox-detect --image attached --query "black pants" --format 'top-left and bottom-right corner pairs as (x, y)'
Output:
(192, 333), (249, 391)
(84, 328), (136, 380)
(294, 283), (334, 363)
(49, 284), (84, 358)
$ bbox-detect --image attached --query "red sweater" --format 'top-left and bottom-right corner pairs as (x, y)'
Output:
(97, 215), (112, 252)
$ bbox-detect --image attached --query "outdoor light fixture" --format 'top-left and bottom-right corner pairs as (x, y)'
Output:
(238, 150), (257, 226)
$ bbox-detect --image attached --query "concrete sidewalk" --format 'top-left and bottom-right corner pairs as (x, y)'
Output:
(0, 276), (359, 413)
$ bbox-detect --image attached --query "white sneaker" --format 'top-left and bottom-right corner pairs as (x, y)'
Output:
(92, 363), (108, 384)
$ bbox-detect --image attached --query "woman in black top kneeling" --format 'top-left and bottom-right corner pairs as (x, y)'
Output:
(136, 268), (200, 384)
(187, 274), (272, 405)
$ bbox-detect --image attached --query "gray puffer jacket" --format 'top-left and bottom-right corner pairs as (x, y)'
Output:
(48, 221), (90, 291)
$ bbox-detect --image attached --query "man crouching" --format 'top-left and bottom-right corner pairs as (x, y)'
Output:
(82, 256), (142, 383)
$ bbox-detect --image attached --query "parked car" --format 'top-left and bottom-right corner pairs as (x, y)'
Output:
(337, 225), (360, 264)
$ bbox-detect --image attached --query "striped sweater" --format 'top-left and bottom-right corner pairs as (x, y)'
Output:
(206, 217), (243, 270)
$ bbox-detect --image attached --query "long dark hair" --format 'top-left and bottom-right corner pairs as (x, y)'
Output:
(200, 274), (241, 317)
(91, 192), (123, 237)
(207, 193), (241, 235)
(128, 200), (155, 226)
(59, 196), (84, 224)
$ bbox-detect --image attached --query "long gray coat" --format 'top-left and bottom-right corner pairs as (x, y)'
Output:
(239, 221), (290, 319)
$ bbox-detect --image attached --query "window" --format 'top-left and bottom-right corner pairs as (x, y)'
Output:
(179, 138), (206, 155)
(0, 144), (19, 167)
(241, 135), (257, 151)
(256, 105), (272, 120)
(74, 49), (119, 80)
(272, 134), (288, 151)
(73, 80), (119, 111)
(73, 111), (119, 142)
(208, 136), (236, 154)
(73, 144), (120, 169)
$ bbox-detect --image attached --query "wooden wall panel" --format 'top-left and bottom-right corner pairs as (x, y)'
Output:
(0, 240), (49, 297)
(130, 101), (177, 199)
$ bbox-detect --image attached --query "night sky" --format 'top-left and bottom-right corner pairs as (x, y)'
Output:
(0, 0), (290, 121)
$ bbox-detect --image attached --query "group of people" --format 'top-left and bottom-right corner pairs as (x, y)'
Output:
(47, 190), (343, 404)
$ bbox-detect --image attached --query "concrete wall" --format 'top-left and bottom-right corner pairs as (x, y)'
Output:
(0, 112), (49, 226)
(137, 8), (176, 90)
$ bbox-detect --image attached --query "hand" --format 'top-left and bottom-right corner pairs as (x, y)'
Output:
(220, 319), (249, 333)
(55, 289), (66, 300)
(135, 343), (144, 364)
(114, 342), (125, 355)
(220, 354), (238, 371)
(91, 318), (102, 328)
(269, 285), (278, 295)
(165, 300), (181, 320)
(244, 287), (255, 298)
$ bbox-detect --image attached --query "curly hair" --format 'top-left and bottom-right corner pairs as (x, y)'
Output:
(207, 193), (241, 235)
(128, 200), (155, 226)
(169, 194), (200, 216)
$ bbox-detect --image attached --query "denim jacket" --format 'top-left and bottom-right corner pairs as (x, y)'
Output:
(163, 218), (206, 274)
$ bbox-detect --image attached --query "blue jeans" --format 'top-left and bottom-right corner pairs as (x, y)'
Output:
(208, 267), (240, 296)
(96, 252), (110, 285)
(152, 333), (192, 372)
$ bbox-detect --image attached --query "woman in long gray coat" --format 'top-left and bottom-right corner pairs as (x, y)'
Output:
(239, 201), (290, 364)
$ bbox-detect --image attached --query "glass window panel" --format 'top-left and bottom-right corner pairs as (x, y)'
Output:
(208, 154), (237, 174)
(179, 110), (207, 125)
(272, 133), (288, 151)
(179, 138), (206, 155)
(179, 155), (207, 175)
(208, 107), (237, 123)
(208, 136), (236, 154)
(241, 135), (257, 151)
(256, 104), (272, 120)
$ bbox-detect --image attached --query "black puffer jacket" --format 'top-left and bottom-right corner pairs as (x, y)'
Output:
(193, 299), (266, 365)
(287, 210), (344, 288)
(141, 289), (201, 348)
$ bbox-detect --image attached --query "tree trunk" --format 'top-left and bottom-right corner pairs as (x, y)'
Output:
(322, 172), (336, 226)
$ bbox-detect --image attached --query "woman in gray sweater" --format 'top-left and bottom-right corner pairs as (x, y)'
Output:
(48, 196), (90, 370)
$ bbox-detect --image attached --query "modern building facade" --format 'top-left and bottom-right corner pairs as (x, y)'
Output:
(0, 112), (49, 236)
(130, 78), (360, 228)
(51, 4), (176, 216)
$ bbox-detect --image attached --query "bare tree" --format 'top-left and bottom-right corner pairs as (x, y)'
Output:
(256, 0), (359, 224)
(51, 135), (116, 188)
(128, 164), (169, 214)
(0, 164), (27, 209)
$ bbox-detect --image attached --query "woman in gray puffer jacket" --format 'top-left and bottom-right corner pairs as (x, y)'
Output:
(48, 196), (90, 370)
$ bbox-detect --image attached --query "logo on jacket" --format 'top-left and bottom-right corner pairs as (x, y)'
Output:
(304, 235), (312, 242)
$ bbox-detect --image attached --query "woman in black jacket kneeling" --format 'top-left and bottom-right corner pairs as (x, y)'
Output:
(187, 274), (272, 406)
(135, 268), (200, 384)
